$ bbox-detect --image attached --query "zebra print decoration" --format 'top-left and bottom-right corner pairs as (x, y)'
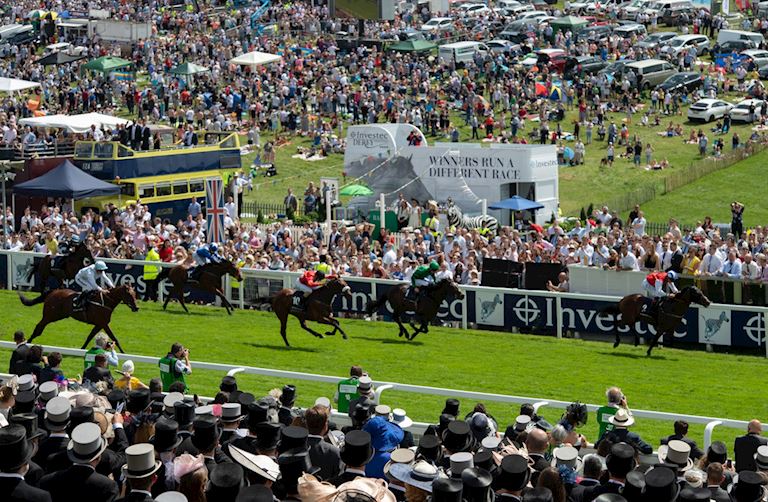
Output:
(446, 201), (499, 235)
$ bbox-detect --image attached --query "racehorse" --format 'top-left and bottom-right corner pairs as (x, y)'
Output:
(157, 259), (242, 315)
(365, 279), (465, 340)
(19, 285), (139, 353)
(600, 285), (711, 356)
(26, 243), (94, 291)
(271, 277), (352, 347)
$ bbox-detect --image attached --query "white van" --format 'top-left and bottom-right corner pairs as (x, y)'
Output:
(438, 41), (489, 64)
(0, 24), (24, 42)
(717, 29), (765, 48)
(643, 0), (692, 16)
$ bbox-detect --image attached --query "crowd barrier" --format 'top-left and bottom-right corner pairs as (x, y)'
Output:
(0, 251), (766, 354)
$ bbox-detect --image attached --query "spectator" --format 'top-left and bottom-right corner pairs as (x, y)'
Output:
(595, 409), (652, 454)
(734, 420), (768, 472)
(84, 333), (118, 372)
(662, 420), (704, 461)
(114, 360), (149, 392)
(706, 462), (732, 502)
(8, 330), (29, 376)
(583, 443), (636, 500)
(83, 354), (114, 388)
(39, 352), (65, 384)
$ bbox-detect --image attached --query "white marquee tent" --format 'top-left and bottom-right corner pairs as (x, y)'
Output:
(229, 51), (282, 67)
(0, 77), (41, 93)
(19, 112), (129, 133)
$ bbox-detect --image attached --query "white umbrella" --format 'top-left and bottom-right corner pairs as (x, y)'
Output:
(0, 77), (40, 93)
(229, 51), (282, 68)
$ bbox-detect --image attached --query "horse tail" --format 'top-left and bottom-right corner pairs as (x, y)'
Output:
(18, 290), (49, 307)
(365, 295), (387, 315)
(599, 304), (620, 317)
(26, 258), (41, 282)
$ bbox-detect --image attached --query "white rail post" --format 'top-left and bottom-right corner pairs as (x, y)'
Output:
(461, 287), (468, 330)
(374, 384), (394, 405)
(379, 193), (386, 237)
(533, 401), (549, 414)
(703, 420), (723, 452)
(555, 294), (563, 339)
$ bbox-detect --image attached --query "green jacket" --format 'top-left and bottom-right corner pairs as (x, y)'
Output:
(84, 347), (105, 371)
(411, 265), (434, 285)
(159, 354), (188, 392)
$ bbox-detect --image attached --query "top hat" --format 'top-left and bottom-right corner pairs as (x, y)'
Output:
(254, 422), (282, 451)
(280, 385), (296, 405)
(658, 440), (693, 472)
(357, 376), (373, 395)
(123, 443), (162, 478)
(234, 485), (274, 502)
(442, 421), (474, 453)
(375, 405), (392, 419)
(644, 467), (680, 502)
(248, 402), (270, 427)
(39, 381), (59, 402)
(495, 454), (531, 492)
(732, 470), (766, 502)
(341, 430), (374, 467)
(238, 392), (255, 409)
(208, 463), (244, 499)
(279, 425), (309, 454)
(45, 396), (72, 431)
(448, 452), (474, 479)
(606, 443), (636, 477)
(70, 406), (96, 431)
(431, 476), (463, 502)
(229, 444), (281, 482)
(17, 374), (36, 393)
(473, 450), (495, 473)
(442, 399), (460, 417)
(552, 445), (582, 471)
(191, 419), (220, 452)
(514, 415), (532, 432)
(151, 417), (182, 452)
(220, 403), (243, 423)
(708, 441), (728, 464)
(174, 401), (195, 429)
(0, 424), (34, 472)
(417, 434), (441, 463)
(9, 413), (47, 441)
(163, 392), (184, 416)
(593, 495), (627, 502)
(277, 447), (320, 488)
(220, 375), (237, 393)
(755, 445), (768, 470)
(127, 389), (151, 414)
(106, 389), (125, 410)
(481, 436), (501, 451)
(461, 467), (493, 502)
(678, 486), (712, 502)
(623, 470), (645, 501)
(68, 422), (108, 464)
(194, 405), (214, 420)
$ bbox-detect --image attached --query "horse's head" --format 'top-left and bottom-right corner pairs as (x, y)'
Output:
(223, 259), (243, 282)
(681, 285), (711, 308)
(118, 285), (139, 312)
(74, 242), (94, 266)
(329, 277), (352, 299)
(441, 279), (464, 300)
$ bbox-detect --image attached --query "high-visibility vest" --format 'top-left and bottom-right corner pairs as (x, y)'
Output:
(158, 355), (188, 392)
(231, 260), (245, 288)
(425, 217), (441, 239)
(316, 262), (331, 275)
(336, 377), (359, 413)
(84, 347), (105, 371)
(144, 249), (161, 280)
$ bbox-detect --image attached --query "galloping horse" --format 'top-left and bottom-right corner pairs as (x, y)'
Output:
(600, 285), (711, 356)
(27, 243), (94, 291)
(365, 279), (464, 340)
(19, 285), (140, 353)
(271, 277), (352, 347)
(157, 260), (242, 315)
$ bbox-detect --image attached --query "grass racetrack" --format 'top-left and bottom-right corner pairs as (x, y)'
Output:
(1, 290), (763, 452)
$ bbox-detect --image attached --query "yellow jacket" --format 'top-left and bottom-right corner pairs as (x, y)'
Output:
(144, 248), (161, 280)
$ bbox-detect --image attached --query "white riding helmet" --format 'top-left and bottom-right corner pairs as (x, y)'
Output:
(95, 261), (108, 271)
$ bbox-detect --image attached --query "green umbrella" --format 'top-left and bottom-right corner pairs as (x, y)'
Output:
(339, 184), (374, 196)
(169, 62), (210, 76)
(82, 56), (132, 73)
(388, 39), (437, 53)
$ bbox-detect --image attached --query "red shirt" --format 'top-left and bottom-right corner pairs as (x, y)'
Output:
(645, 271), (668, 286)
(159, 245), (174, 262)
(299, 270), (323, 288)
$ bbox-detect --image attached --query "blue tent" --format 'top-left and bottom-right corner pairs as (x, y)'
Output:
(13, 160), (121, 199)
(488, 195), (544, 211)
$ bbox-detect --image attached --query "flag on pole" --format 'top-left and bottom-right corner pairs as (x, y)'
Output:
(205, 177), (226, 244)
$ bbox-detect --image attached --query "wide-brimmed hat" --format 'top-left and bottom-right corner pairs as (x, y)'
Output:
(391, 408), (413, 429)
(123, 443), (162, 478)
(45, 396), (72, 431)
(448, 452), (474, 479)
(341, 430), (374, 467)
(9, 413), (47, 441)
(431, 476), (463, 502)
(68, 422), (108, 464)
(151, 417), (183, 452)
(644, 467), (680, 502)
(364, 416), (404, 453)
(220, 403), (243, 423)
(442, 421), (474, 453)
(279, 425), (309, 454)
(39, 381), (59, 402)
(229, 444), (281, 482)
(156, 492), (188, 502)
(552, 445), (583, 471)
(174, 401), (195, 429)
(608, 408), (635, 428)
(384, 448), (415, 477)
(658, 440), (693, 472)
(0, 424), (34, 471)
(163, 392), (184, 416)
(417, 434), (441, 463)
(336, 476), (396, 502)
(755, 445), (768, 470)
(495, 454), (530, 492)
(731, 470), (767, 502)
(389, 460), (438, 492)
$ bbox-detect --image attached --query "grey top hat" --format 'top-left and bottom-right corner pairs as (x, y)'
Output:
(195, 405), (214, 419)
(448, 452), (474, 479)
(68, 422), (108, 464)
(221, 403), (243, 423)
(17, 374), (36, 393)
(155, 492), (189, 502)
(163, 392), (184, 415)
(39, 381), (59, 402)
(123, 443), (162, 478)
(45, 396), (72, 431)
(552, 446), (582, 470)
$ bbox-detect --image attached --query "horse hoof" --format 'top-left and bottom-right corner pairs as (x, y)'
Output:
(613, 341), (620, 348)
(325, 331), (335, 336)
(646, 349), (652, 357)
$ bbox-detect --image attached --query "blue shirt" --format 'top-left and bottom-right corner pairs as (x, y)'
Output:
(188, 201), (202, 217)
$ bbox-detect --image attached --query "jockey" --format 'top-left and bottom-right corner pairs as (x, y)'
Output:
(293, 269), (329, 306)
(74, 261), (114, 310)
(190, 243), (221, 280)
(642, 270), (679, 315)
(54, 234), (81, 269)
(408, 260), (439, 301)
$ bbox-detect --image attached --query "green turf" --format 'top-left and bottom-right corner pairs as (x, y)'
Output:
(641, 152), (768, 226)
(1, 290), (761, 451)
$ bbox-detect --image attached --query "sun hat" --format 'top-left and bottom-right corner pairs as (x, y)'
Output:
(389, 460), (439, 492)
(228, 444), (281, 482)
(608, 408), (635, 428)
(384, 448), (415, 477)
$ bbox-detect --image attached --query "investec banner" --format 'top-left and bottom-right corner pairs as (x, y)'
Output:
(343, 124), (559, 225)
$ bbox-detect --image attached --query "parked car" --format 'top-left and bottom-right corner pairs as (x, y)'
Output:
(635, 31), (676, 50)
(730, 99), (766, 122)
(656, 71), (703, 93)
(564, 55), (607, 78)
(687, 98), (734, 122)
(598, 59), (637, 84)
(420, 17), (455, 33)
(613, 23), (646, 38)
(486, 39), (521, 55)
(579, 24), (613, 43)
(740, 49), (768, 69)
(661, 34), (710, 58)
(712, 39), (756, 54)
(459, 3), (492, 16)
(626, 59), (677, 89)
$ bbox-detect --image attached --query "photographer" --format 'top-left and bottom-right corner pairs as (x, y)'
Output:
(83, 333), (119, 372)
(731, 201), (745, 239)
(158, 342), (192, 392)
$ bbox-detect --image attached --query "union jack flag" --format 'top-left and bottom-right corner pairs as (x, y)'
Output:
(205, 177), (226, 244)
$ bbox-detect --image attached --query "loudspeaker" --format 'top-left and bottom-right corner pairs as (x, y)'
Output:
(481, 259), (524, 288)
(524, 263), (564, 290)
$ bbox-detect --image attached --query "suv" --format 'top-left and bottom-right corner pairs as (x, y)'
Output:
(564, 55), (607, 78)
(661, 34), (710, 58)
(626, 59), (678, 89)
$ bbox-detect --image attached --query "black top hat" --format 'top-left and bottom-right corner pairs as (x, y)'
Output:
(248, 402), (270, 430)
(9, 413), (47, 441)
(623, 470), (645, 500)
(277, 447), (320, 490)
(255, 422), (282, 451)
(69, 406), (96, 432)
(431, 476), (463, 502)
(191, 419), (220, 452)
(644, 467), (680, 502)
(235, 485), (275, 502)
(220, 376), (238, 393)
(461, 467), (493, 502)
(442, 421), (474, 453)
(733, 470), (766, 502)
(678, 486), (713, 502)
(473, 449), (494, 472)
(495, 454), (531, 492)
(107, 389), (126, 410)
(228, 390), (243, 405)
(606, 442), (636, 477)
(417, 434), (441, 463)
(0, 424), (34, 472)
(438, 413), (455, 435)
(151, 417), (182, 452)
(593, 495), (627, 502)
(238, 392), (255, 408)
(280, 385), (296, 406)
(208, 463), (244, 499)
(174, 401), (195, 429)
(352, 402), (372, 425)
(442, 398), (460, 417)
(279, 425), (309, 454)
(707, 441), (728, 464)
(522, 487), (555, 502)
(341, 430), (374, 467)
(127, 389), (151, 414)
